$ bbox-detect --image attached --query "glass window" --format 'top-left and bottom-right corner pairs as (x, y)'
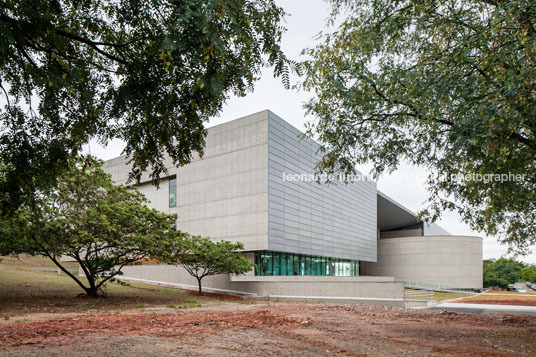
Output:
(265, 252), (273, 275)
(169, 178), (177, 208)
(253, 251), (359, 276)
(254, 252), (260, 275)
(273, 252), (280, 276)
(313, 257), (321, 275)
(281, 254), (287, 276)
(327, 258), (334, 276)
(260, 253), (267, 275)
(305, 256), (311, 275)
(287, 254), (294, 275)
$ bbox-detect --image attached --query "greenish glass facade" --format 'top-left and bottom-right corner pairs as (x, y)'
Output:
(254, 251), (359, 276)
(169, 178), (177, 208)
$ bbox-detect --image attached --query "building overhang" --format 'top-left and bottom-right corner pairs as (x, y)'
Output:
(377, 191), (422, 232)
(377, 191), (450, 235)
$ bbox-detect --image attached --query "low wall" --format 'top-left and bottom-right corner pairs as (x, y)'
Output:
(230, 276), (403, 300)
(361, 235), (483, 289)
(120, 264), (234, 293)
(118, 265), (404, 303)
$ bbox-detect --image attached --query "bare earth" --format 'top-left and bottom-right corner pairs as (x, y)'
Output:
(457, 291), (536, 306)
(2, 256), (535, 356)
(1, 302), (535, 356)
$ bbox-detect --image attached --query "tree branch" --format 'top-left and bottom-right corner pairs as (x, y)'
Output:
(509, 132), (536, 151)
(0, 14), (128, 65)
(53, 29), (128, 65)
(44, 251), (89, 294)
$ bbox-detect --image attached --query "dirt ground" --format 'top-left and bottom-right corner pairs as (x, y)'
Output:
(1, 302), (535, 356)
(2, 256), (536, 356)
(457, 291), (536, 306)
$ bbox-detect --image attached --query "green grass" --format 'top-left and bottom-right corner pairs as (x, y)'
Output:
(405, 289), (472, 302)
(0, 255), (223, 318)
(177, 303), (201, 309)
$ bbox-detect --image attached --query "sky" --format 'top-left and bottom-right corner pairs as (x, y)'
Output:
(86, 0), (536, 264)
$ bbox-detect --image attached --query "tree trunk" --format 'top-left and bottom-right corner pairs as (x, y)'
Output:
(84, 271), (100, 297)
(86, 286), (100, 298)
(197, 277), (203, 296)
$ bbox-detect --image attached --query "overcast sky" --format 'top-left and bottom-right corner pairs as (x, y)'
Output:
(87, 0), (535, 264)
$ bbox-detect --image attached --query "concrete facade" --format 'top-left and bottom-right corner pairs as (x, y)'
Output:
(361, 236), (483, 289)
(103, 110), (377, 262)
(267, 112), (377, 261)
(104, 111), (270, 251)
(102, 110), (483, 300)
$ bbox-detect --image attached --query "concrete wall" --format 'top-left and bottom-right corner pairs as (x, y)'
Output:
(361, 236), (483, 288)
(119, 264), (404, 301)
(231, 279), (404, 300)
(103, 110), (378, 262)
(120, 264), (234, 292)
(103, 111), (269, 251)
(267, 112), (377, 261)
(175, 112), (268, 250)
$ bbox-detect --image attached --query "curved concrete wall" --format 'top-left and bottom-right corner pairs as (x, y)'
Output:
(361, 236), (483, 289)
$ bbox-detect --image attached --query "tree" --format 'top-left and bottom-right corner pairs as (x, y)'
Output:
(0, 0), (292, 212)
(483, 258), (524, 288)
(3, 156), (185, 297)
(301, 0), (536, 253)
(167, 236), (252, 295)
(521, 266), (536, 283)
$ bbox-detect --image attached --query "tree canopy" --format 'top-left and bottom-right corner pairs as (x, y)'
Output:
(2, 156), (186, 297)
(167, 236), (252, 294)
(483, 258), (536, 288)
(301, 0), (536, 253)
(0, 0), (291, 212)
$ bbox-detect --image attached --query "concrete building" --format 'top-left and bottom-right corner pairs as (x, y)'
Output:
(361, 192), (483, 289)
(103, 110), (482, 302)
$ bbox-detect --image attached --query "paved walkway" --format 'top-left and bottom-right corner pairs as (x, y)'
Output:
(478, 293), (536, 296)
(431, 302), (536, 315)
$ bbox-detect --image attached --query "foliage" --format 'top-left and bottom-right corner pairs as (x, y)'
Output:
(483, 258), (532, 288)
(167, 236), (252, 294)
(3, 155), (185, 297)
(0, 214), (25, 255)
(521, 266), (536, 283)
(301, 0), (536, 253)
(0, 0), (292, 212)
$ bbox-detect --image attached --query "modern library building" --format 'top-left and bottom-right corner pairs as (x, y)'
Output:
(103, 110), (482, 302)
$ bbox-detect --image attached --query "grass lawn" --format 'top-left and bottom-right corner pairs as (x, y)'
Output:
(0, 255), (226, 322)
(405, 289), (473, 302)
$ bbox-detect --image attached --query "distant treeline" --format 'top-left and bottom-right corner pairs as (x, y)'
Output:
(484, 258), (536, 288)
